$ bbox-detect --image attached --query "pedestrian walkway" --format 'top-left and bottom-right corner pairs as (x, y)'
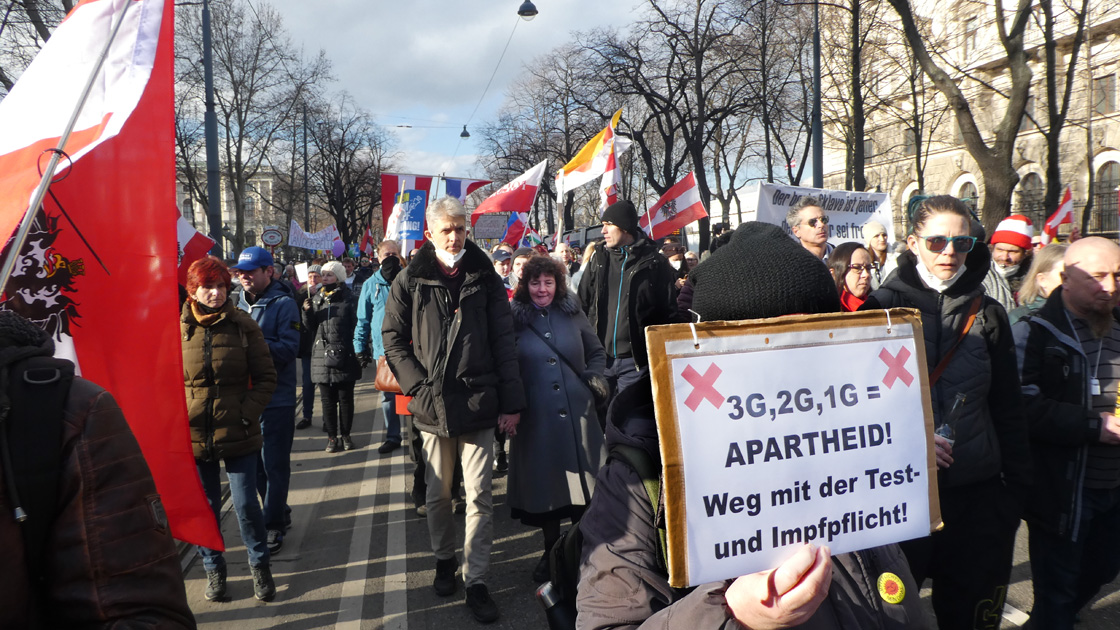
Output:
(181, 377), (1120, 629)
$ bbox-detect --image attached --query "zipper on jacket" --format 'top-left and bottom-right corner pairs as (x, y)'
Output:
(612, 246), (630, 356)
(203, 327), (216, 460)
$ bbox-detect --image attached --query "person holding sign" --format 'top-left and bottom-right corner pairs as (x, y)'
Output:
(577, 222), (924, 629)
(861, 195), (1030, 629)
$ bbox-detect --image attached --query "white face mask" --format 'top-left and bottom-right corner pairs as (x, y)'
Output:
(670, 259), (682, 270)
(996, 263), (1019, 278)
(435, 248), (466, 269)
(915, 256), (968, 293)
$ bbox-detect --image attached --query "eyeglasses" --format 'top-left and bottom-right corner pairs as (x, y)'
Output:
(847, 264), (873, 274)
(804, 216), (829, 228)
(920, 235), (977, 254)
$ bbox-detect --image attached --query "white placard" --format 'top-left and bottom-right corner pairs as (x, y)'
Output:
(753, 183), (894, 246)
(294, 262), (309, 284)
(649, 313), (936, 587)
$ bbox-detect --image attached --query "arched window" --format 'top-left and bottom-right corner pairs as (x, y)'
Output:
(1091, 162), (1120, 235)
(1015, 173), (1045, 226)
(959, 181), (978, 216)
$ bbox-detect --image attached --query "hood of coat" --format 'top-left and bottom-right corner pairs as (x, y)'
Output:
(0, 311), (53, 372)
(885, 241), (991, 299)
(510, 294), (580, 328)
(407, 239), (494, 281)
(604, 375), (661, 466)
(239, 272), (295, 309)
(180, 297), (237, 326)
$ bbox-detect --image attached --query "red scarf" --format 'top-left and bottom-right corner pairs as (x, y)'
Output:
(840, 288), (865, 312)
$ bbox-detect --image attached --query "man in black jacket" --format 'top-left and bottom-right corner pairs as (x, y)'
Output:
(383, 196), (525, 624)
(1013, 237), (1120, 629)
(577, 200), (677, 397)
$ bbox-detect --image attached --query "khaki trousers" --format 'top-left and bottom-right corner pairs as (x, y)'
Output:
(421, 428), (495, 587)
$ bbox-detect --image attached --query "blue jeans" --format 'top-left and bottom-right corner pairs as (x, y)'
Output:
(382, 391), (401, 443)
(197, 452), (270, 571)
(256, 405), (295, 532)
(301, 356), (314, 420)
(1029, 486), (1120, 629)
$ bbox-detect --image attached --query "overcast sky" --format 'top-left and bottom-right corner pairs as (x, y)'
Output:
(267, 0), (642, 181)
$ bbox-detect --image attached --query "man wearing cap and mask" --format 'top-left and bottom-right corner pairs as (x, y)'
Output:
(991, 214), (1034, 301)
(578, 199), (678, 398)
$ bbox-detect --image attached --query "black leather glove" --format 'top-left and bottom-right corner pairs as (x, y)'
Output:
(358, 352), (372, 368)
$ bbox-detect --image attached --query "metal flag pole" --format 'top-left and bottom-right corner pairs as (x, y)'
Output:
(0, 0), (135, 293)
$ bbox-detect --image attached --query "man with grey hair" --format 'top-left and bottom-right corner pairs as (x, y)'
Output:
(786, 196), (834, 262)
(383, 196), (524, 624)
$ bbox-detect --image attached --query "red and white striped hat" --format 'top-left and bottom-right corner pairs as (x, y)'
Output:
(991, 215), (1034, 250)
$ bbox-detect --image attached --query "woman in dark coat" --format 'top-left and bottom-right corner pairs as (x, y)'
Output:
(509, 256), (607, 582)
(302, 260), (363, 452)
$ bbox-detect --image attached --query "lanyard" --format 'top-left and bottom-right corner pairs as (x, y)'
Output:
(1066, 310), (1105, 396)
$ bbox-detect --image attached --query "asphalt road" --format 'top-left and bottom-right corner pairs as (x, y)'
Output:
(181, 375), (1120, 629)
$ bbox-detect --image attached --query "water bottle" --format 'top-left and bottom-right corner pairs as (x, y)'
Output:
(935, 393), (966, 447)
(536, 581), (576, 630)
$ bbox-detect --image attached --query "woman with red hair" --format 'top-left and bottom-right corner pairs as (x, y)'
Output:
(181, 256), (278, 602)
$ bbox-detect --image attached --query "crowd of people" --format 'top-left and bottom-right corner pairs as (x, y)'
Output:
(8, 189), (1120, 630)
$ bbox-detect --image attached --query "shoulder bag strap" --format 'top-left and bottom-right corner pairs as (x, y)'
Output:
(929, 295), (983, 386)
(526, 322), (583, 379)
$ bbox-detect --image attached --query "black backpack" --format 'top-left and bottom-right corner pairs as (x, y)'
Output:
(545, 443), (668, 627)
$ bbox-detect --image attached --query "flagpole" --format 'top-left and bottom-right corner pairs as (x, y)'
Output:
(0, 0), (134, 293)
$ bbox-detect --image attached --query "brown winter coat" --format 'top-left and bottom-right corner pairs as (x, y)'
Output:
(181, 299), (277, 461)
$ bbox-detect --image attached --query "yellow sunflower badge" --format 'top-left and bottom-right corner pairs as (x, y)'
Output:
(877, 572), (905, 604)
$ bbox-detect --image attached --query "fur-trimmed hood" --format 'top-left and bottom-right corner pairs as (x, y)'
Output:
(510, 293), (580, 328)
(407, 239), (495, 281)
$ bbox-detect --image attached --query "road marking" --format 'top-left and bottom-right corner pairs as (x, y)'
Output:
(335, 436), (386, 629)
(1003, 602), (1030, 626)
(383, 454), (410, 630)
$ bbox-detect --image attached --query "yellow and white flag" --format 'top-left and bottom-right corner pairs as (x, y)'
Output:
(555, 109), (629, 200)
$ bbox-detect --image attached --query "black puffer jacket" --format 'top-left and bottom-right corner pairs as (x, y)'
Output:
(576, 378), (926, 630)
(577, 235), (679, 369)
(861, 247), (1031, 496)
(303, 285), (362, 384)
(383, 240), (525, 437)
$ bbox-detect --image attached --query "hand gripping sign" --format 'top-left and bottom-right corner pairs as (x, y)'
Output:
(646, 309), (941, 587)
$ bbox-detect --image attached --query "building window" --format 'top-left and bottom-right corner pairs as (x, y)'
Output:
(244, 195), (256, 220)
(863, 137), (874, 165)
(963, 17), (979, 57)
(903, 127), (917, 156)
(959, 181), (979, 216)
(1015, 173), (1045, 226)
(1095, 75), (1116, 115)
(1091, 162), (1120, 235)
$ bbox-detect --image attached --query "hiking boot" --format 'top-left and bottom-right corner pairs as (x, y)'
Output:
(267, 529), (283, 554)
(433, 557), (458, 596)
(465, 583), (499, 623)
(341, 435), (355, 451)
(296, 418), (311, 430)
(204, 566), (227, 601)
(325, 438), (339, 453)
(531, 552), (550, 583)
(251, 564), (276, 602)
(377, 440), (401, 454)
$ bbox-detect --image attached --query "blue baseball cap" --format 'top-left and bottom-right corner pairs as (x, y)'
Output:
(232, 246), (274, 271)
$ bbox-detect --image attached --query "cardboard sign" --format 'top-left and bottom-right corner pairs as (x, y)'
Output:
(753, 183), (894, 246)
(294, 262), (309, 284)
(474, 212), (510, 239)
(646, 309), (940, 587)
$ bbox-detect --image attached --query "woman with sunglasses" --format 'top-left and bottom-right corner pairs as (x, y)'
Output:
(828, 242), (874, 311)
(861, 195), (1030, 630)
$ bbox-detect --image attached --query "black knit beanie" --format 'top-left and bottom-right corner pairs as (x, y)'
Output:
(601, 200), (640, 235)
(690, 222), (841, 321)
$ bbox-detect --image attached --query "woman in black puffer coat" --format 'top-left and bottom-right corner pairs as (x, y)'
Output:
(302, 260), (363, 452)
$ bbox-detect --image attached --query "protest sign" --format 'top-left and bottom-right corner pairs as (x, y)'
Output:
(752, 183), (894, 246)
(289, 220), (339, 251)
(473, 212), (509, 239)
(646, 309), (939, 587)
(295, 262), (309, 284)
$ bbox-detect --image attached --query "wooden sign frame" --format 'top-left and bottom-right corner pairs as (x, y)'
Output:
(645, 308), (942, 587)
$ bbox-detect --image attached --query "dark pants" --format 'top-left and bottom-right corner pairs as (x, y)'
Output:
(901, 477), (1019, 630)
(198, 453), (269, 571)
(256, 405), (295, 532)
(320, 382), (355, 439)
(1029, 486), (1120, 629)
(301, 356), (314, 421)
(605, 356), (644, 399)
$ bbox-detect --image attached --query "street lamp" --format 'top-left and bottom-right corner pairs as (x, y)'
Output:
(460, 125), (471, 139)
(517, 1), (538, 20)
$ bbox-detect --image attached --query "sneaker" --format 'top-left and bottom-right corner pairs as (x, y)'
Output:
(325, 438), (339, 453)
(377, 440), (402, 454)
(531, 552), (550, 583)
(204, 566), (227, 601)
(433, 557), (458, 596)
(251, 564), (276, 602)
(267, 529), (283, 554)
(296, 418), (311, 430)
(342, 436), (355, 451)
(465, 583), (499, 623)
(416, 504), (428, 517)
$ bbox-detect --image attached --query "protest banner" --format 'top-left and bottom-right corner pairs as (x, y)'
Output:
(646, 309), (940, 587)
(751, 183), (894, 246)
(289, 220), (339, 251)
(473, 212), (509, 239)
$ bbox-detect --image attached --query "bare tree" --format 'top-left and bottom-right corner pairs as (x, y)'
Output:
(0, 1), (74, 96)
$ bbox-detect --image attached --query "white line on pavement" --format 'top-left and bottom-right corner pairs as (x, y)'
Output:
(335, 438), (386, 629)
(382, 454), (410, 630)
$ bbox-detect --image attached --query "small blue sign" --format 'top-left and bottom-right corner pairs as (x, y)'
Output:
(396, 190), (427, 241)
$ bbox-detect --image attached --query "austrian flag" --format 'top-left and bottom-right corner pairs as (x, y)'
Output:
(1042, 186), (1073, 245)
(639, 172), (709, 241)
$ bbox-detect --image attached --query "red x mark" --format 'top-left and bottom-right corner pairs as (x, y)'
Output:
(879, 347), (914, 389)
(682, 364), (724, 412)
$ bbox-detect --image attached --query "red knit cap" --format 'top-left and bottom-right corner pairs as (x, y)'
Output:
(991, 214), (1033, 250)
(186, 256), (232, 298)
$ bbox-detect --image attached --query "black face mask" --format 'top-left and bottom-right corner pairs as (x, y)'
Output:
(379, 255), (403, 283)
(323, 282), (339, 292)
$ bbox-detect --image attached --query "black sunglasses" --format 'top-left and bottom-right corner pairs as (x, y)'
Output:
(920, 235), (977, 254)
(804, 216), (829, 228)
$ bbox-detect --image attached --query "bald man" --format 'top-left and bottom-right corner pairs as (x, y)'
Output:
(1014, 236), (1120, 629)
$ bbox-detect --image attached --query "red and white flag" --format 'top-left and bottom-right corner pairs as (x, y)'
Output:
(598, 131), (632, 214)
(380, 172), (433, 232)
(471, 160), (548, 225)
(359, 224), (376, 256)
(0, 0), (220, 547)
(638, 172), (709, 241)
(177, 214), (215, 285)
(1042, 186), (1073, 244)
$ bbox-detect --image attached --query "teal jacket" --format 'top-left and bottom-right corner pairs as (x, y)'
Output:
(354, 269), (393, 359)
